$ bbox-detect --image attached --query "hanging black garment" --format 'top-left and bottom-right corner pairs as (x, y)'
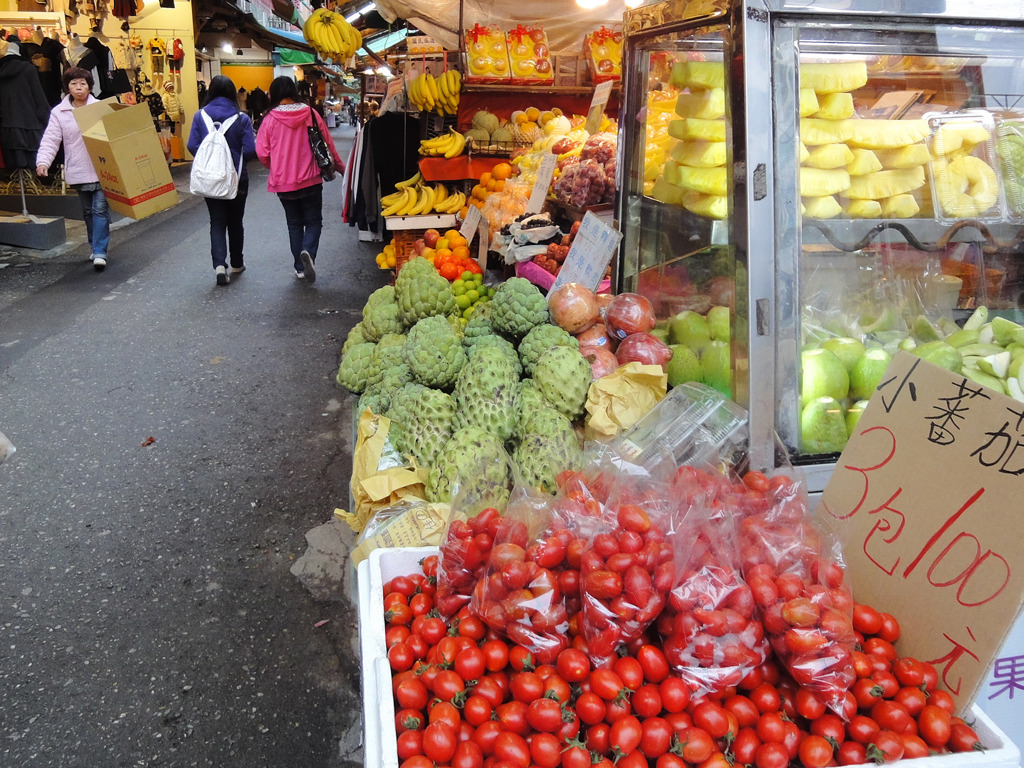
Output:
(364, 111), (421, 229)
(23, 39), (63, 106)
(0, 54), (52, 169)
(83, 37), (116, 98)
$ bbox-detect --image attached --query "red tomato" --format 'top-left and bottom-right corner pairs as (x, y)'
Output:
(496, 700), (529, 735)
(637, 644), (670, 683)
(756, 712), (787, 744)
(510, 671), (545, 703)
(677, 727), (715, 764)
(692, 702), (736, 740)
(929, 689), (956, 715)
(894, 685), (927, 717)
(556, 648), (590, 682)
(613, 657), (645, 691)
(863, 637), (897, 662)
(388, 642), (415, 672)
(794, 688), (826, 721)
(454, 647), (486, 682)
(872, 670), (900, 699)
(575, 691), (606, 725)
(837, 740), (867, 765)
(901, 734), (932, 759)
(755, 741), (790, 768)
(892, 656), (925, 687)
(918, 704), (952, 749)
(871, 700), (911, 734)
(749, 683), (782, 714)
(798, 734), (834, 768)
(632, 685), (663, 718)
(472, 720), (501, 755)
(877, 613), (901, 643)
(397, 729), (423, 761)
(463, 694), (492, 727)
(585, 570), (624, 599)
(432, 669), (465, 701)
(604, 694), (633, 723)
(509, 645), (535, 672)
(419, 617), (446, 647)
(847, 715), (880, 745)
(395, 708), (424, 734)
(610, 715), (643, 754)
(809, 713), (845, 744)
(732, 727), (762, 765)
(920, 661), (939, 692)
(493, 731), (531, 768)
(529, 732), (562, 768)
(869, 729), (904, 762)
(590, 668), (626, 701)
(562, 742), (593, 768)
(451, 740), (484, 768)
(458, 615), (487, 641)
(399, 755), (433, 768)
(428, 700), (461, 729)
(639, 716), (673, 759)
(472, 675), (504, 707)
(422, 721), (457, 764)
(526, 698), (564, 733)
(659, 677), (691, 713)
(480, 639), (509, 672)
(386, 625), (412, 648)
(948, 722), (983, 752)
(395, 677), (429, 710)
(544, 674), (572, 704)
(587, 722), (611, 754)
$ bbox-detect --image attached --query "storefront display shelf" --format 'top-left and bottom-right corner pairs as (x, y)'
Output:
(384, 213), (458, 231)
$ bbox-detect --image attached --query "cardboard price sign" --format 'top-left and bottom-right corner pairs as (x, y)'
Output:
(585, 80), (614, 135)
(821, 351), (1024, 712)
(526, 153), (558, 214)
(548, 211), (621, 295)
(459, 204), (481, 241)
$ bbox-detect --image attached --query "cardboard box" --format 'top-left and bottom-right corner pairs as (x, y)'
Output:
(73, 99), (178, 220)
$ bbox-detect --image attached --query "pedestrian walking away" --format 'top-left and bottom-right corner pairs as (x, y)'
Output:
(255, 75), (343, 283)
(187, 75), (257, 286)
(35, 67), (111, 271)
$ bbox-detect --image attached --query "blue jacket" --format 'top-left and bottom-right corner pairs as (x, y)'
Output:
(186, 97), (257, 181)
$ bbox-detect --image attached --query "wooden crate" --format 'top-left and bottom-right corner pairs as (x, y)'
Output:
(393, 229), (421, 272)
(552, 53), (586, 88)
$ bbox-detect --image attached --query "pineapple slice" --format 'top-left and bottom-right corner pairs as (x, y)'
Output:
(814, 93), (855, 120)
(669, 118), (727, 142)
(661, 159), (682, 187)
(932, 155), (999, 216)
(844, 167), (926, 199)
(676, 165), (728, 197)
(675, 88), (726, 120)
(800, 89), (820, 117)
(802, 195), (843, 219)
(799, 142), (810, 163)
(847, 148), (883, 176)
(929, 121), (992, 157)
(651, 176), (685, 205)
(845, 119), (931, 149)
(804, 143), (855, 170)
(881, 194), (921, 218)
(681, 61), (726, 90)
(800, 61), (868, 94)
(670, 140), (727, 168)
(801, 118), (852, 146)
(681, 191), (727, 219)
(643, 179), (656, 196)
(800, 167), (852, 197)
(875, 144), (930, 169)
(842, 198), (883, 218)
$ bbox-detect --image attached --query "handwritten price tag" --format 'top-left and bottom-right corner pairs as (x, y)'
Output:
(459, 204), (481, 241)
(821, 351), (1024, 710)
(548, 211), (621, 295)
(526, 153), (558, 214)
(585, 80), (614, 135)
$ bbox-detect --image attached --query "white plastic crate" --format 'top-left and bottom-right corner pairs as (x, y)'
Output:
(358, 547), (1020, 768)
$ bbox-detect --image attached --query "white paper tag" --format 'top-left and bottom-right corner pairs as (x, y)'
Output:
(460, 204), (481, 240)
(549, 210), (621, 295)
(585, 80), (614, 134)
(526, 153), (559, 214)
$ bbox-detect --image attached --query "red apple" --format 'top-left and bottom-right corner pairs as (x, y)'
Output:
(423, 228), (440, 248)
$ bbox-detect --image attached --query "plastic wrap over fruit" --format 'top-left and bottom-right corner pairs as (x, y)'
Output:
(605, 293), (657, 340)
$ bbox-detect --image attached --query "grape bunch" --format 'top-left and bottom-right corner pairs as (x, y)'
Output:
(554, 159), (612, 208)
(581, 132), (617, 165)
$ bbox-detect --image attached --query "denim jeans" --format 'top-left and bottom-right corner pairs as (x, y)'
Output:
(277, 184), (323, 272)
(77, 186), (110, 256)
(204, 178), (249, 269)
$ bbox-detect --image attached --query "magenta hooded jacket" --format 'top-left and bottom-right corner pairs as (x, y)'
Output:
(255, 103), (343, 193)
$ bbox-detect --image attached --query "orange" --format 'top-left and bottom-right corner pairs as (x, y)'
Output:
(449, 234), (468, 248)
(491, 179), (506, 193)
(434, 248), (453, 262)
(472, 184), (486, 200)
(459, 205), (470, 218)
(492, 162), (512, 181)
(480, 172), (492, 187)
(444, 229), (461, 242)
(486, 179), (498, 192)
(452, 245), (470, 260)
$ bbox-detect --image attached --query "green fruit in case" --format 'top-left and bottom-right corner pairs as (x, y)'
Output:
(801, 348), (849, 406)
(821, 337), (866, 373)
(800, 396), (849, 454)
(670, 310), (711, 354)
(910, 340), (963, 373)
(667, 344), (702, 388)
(707, 305), (730, 342)
(846, 399), (869, 436)
(850, 348), (892, 400)
(700, 340), (731, 396)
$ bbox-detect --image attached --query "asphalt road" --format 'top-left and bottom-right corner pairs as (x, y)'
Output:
(0, 124), (390, 767)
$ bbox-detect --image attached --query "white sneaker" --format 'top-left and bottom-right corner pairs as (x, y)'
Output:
(215, 265), (229, 286)
(92, 256), (106, 271)
(300, 250), (316, 283)
(294, 270), (305, 279)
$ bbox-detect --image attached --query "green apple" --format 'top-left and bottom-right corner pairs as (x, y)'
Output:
(822, 337), (866, 373)
(707, 305), (730, 343)
(850, 348), (892, 400)
(700, 340), (731, 396)
(801, 348), (850, 407)
(666, 344), (702, 388)
(910, 340), (963, 373)
(846, 399), (870, 436)
(800, 397), (849, 454)
(670, 311), (711, 355)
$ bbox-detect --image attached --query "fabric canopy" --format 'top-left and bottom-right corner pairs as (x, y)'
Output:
(278, 47), (317, 64)
(373, 0), (625, 53)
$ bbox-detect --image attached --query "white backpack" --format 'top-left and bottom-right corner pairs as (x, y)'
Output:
(189, 111), (242, 199)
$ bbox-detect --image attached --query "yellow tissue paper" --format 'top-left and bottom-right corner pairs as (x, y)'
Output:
(584, 363), (668, 441)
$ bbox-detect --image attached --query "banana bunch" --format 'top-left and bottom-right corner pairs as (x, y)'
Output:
(408, 70), (462, 115)
(380, 181), (467, 217)
(419, 128), (467, 159)
(302, 8), (361, 62)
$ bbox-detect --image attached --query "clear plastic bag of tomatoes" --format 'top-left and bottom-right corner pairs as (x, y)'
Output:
(658, 487), (770, 698)
(576, 447), (679, 667)
(737, 471), (858, 716)
(469, 482), (588, 663)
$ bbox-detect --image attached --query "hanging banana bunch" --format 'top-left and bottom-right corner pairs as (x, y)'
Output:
(408, 70), (461, 115)
(418, 128), (467, 158)
(380, 175), (468, 217)
(302, 8), (362, 63)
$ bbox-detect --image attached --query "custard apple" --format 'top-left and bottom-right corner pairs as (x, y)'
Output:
(364, 334), (411, 393)
(464, 302), (495, 344)
(427, 427), (512, 510)
(453, 346), (520, 442)
(519, 324), (579, 376)
(357, 389), (391, 417)
(395, 257), (457, 325)
(514, 378), (550, 438)
(404, 316), (467, 389)
(533, 346), (593, 420)
(336, 341), (377, 393)
(362, 295), (404, 342)
(491, 277), (549, 339)
(513, 407), (583, 494)
(467, 334), (522, 377)
(366, 285), (396, 309)
(388, 383), (456, 468)
(342, 323), (369, 356)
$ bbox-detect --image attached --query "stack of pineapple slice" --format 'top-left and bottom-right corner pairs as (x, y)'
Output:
(799, 60), (930, 220)
(928, 118), (1000, 219)
(648, 60), (729, 219)
(642, 92), (681, 197)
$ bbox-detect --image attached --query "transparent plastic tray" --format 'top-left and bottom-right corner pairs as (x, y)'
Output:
(613, 382), (748, 471)
(995, 111), (1024, 221)
(925, 110), (1003, 223)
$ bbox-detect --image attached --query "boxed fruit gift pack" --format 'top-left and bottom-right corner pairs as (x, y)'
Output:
(505, 24), (553, 84)
(464, 23), (511, 83)
(583, 26), (622, 83)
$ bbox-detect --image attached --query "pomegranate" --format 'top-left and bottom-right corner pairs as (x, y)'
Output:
(615, 333), (673, 370)
(548, 283), (600, 334)
(605, 293), (656, 340)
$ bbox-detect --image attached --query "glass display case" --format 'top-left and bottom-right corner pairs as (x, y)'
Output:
(617, 0), (1024, 493)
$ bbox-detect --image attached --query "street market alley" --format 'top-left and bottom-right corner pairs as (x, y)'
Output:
(0, 124), (389, 767)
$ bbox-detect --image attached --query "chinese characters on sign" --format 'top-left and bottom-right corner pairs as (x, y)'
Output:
(821, 352), (1024, 711)
(548, 211), (621, 296)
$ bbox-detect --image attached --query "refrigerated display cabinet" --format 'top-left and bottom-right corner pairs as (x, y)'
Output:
(616, 0), (1024, 494)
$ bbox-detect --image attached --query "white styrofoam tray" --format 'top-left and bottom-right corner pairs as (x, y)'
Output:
(358, 547), (1020, 768)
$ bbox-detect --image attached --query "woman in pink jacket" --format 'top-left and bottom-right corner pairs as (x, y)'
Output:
(35, 67), (111, 271)
(255, 76), (343, 283)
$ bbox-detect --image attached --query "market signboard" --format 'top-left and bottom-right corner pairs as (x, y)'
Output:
(820, 351), (1024, 713)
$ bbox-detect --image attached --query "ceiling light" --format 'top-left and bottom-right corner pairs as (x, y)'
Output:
(222, 43), (233, 53)
(346, 1), (376, 22)
(376, 65), (392, 77)
(363, 66), (374, 74)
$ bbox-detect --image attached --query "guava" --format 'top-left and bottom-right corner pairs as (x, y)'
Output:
(800, 397), (849, 455)
(821, 337), (866, 373)
(850, 348), (892, 401)
(910, 340), (963, 373)
(801, 348), (850, 407)
(700, 340), (731, 396)
(707, 305), (730, 342)
(670, 310), (711, 354)
(846, 399), (869, 436)
(666, 344), (702, 388)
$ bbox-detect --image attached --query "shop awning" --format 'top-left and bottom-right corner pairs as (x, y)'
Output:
(205, 0), (314, 54)
(278, 47), (317, 65)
